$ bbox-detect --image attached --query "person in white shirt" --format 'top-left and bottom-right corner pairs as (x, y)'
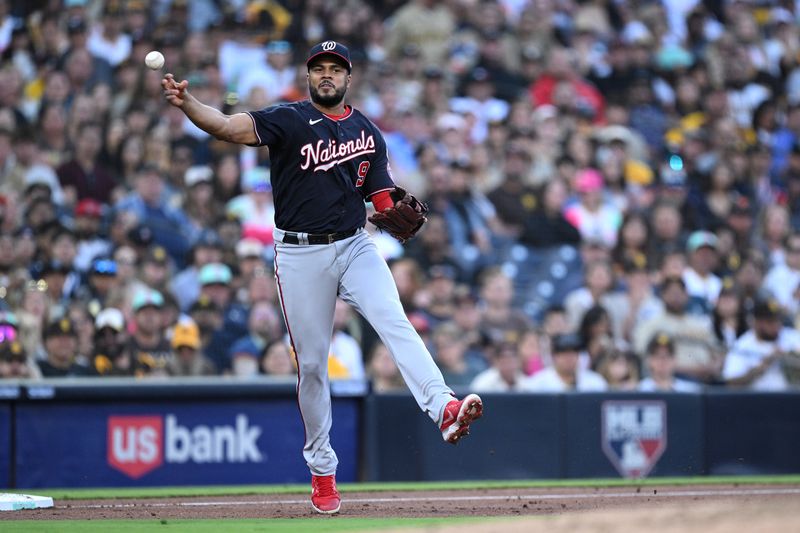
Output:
(763, 233), (800, 316)
(682, 230), (722, 310)
(236, 40), (296, 105)
(637, 332), (702, 393)
(470, 342), (528, 392)
(723, 298), (800, 391)
(87, 6), (132, 67)
(521, 333), (608, 392)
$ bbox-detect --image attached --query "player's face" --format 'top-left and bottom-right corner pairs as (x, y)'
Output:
(307, 60), (350, 107)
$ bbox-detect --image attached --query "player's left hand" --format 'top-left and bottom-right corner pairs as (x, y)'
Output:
(368, 187), (428, 243)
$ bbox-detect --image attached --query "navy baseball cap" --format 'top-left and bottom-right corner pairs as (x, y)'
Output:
(306, 41), (352, 72)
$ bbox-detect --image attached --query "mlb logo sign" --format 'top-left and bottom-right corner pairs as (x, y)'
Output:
(601, 401), (666, 478)
(107, 416), (163, 479)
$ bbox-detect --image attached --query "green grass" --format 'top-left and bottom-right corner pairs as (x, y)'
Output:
(0, 517), (515, 532)
(5, 474), (800, 501)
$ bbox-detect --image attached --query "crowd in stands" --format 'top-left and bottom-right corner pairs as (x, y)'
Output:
(1, 0), (800, 393)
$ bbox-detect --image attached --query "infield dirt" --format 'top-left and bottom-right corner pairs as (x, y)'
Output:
(2, 483), (798, 532)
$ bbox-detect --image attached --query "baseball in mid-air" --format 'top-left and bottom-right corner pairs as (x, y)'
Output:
(144, 50), (165, 70)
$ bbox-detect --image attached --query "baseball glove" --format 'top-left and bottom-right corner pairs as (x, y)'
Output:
(368, 187), (428, 243)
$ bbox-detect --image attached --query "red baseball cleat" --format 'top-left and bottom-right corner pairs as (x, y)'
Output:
(441, 393), (483, 444)
(311, 474), (341, 514)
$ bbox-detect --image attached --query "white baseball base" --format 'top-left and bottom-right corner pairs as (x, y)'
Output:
(0, 493), (54, 511)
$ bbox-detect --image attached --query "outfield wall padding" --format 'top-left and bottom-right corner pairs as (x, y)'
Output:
(1, 381), (799, 487)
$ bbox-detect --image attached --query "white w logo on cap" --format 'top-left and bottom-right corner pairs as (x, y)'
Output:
(322, 41), (336, 51)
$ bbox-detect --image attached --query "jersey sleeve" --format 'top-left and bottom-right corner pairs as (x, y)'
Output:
(361, 128), (395, 198)
(246, 105), (291, 147)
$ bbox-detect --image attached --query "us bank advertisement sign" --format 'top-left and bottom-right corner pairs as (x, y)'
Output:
(15, 401), (359, 487)
(601, 400), (667, 478)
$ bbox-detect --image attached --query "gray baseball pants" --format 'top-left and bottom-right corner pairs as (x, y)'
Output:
(273, 228), (454, 476)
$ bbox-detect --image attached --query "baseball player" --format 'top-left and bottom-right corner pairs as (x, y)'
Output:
(162, 40), (483, 514)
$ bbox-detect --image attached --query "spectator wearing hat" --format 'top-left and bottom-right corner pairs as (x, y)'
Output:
(56, 122), (117, 205)
(723, 298), (800, 391)
(725, 194), (756, 254)
(19, 163), (64, 206)
(45, 225), (82, 300)
(39, 318), (89, 377)
(137, 245), (172, 297)
(225, 167), (275, 246)
(486, 145), (539, 237)
(0, 341), (41, 380)
(683, 230), (723, 311)
(59, 9), (115, 86)
(234, 238), (267, 283)
(127, 289), (171, 377)
(114, 164), (193, 267)
(170, 228), (224, 312)
(450, 66), (510, 144)
(166, 319), (216, 376)
(564, 168), (624, 249)
(75, 257), (119, 312)
(182, 165), (221, 242)
(228, 335), (264, 377)
(90, 307), (132, 376)
(73, 198), (112, 273)
(637, 333), (701, 392)
(187, 294), (221, 343)
(633, 276), (722, 384)
(521, 333), (608, 391)
(36, 260), (73, 319)
(197, 262), (249, 372)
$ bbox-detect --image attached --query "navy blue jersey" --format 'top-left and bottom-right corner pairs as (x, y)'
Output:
(247, 100), (395, 233)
